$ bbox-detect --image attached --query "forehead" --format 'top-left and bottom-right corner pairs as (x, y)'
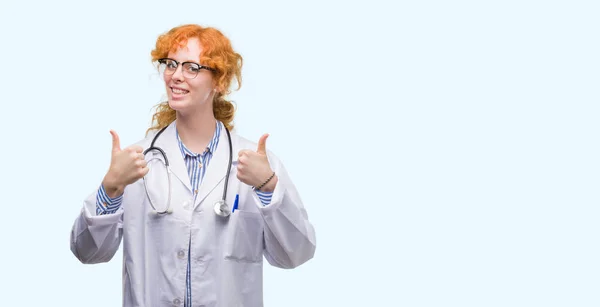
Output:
(167, 37), (203, 61)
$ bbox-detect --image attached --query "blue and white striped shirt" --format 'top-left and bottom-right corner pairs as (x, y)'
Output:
(96, 120), (273, 307)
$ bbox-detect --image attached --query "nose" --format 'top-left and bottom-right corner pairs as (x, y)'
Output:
(171, 65), (185, 82)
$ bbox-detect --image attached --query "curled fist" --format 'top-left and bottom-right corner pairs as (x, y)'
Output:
(236, 133), (278, 192)
(102, 130), (149, 197)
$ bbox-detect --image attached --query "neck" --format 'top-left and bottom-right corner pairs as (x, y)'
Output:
(176, 108), (218, 153)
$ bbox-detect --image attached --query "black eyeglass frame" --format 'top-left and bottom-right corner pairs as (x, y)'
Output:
(157, 58), (217, 79)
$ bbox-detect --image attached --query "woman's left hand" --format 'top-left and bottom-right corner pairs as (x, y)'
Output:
(236, 133), (278, 192)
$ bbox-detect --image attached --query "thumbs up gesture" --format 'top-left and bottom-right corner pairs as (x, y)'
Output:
(237, 133), (278, 192)
(102, 130), (149, 198)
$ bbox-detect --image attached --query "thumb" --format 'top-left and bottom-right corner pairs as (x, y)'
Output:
(110, 130), (121, 153)
(256, 133), (269, 155)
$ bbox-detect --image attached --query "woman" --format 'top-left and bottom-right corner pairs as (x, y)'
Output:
(70, 24), (316, 307)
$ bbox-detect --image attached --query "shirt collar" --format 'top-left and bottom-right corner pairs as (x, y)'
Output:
(176, 120), (222, 157)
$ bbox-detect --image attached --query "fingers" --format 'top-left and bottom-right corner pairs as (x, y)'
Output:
(107, 131), (149, 185)
(135, 159), (148, 168)
(134, 156), (148, 180)
(237, 152), (248, 164)
(238, 149), (252, 158)
(138, 166), (149, 177)
(124, 147), (147, 178)
(129, 146), (144, 153)
(110, 130), (121, 153)
(134, 151), (147, 172)
(256, 133), (269, 155)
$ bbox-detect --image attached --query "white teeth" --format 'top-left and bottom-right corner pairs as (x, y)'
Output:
(172, 88), (189, 94)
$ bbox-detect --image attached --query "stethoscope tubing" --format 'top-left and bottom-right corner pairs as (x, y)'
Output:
(142, 124), (233, 216)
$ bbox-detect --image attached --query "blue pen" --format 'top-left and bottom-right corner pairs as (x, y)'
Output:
(232, 194), (239, 212)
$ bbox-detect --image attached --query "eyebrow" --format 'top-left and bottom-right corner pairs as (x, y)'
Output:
(165, 57), (201, 64)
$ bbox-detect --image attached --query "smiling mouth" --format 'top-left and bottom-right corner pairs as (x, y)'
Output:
(171, 87), (189, 95)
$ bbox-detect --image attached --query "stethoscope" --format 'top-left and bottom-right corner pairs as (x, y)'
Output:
(142, 125), (233, 217)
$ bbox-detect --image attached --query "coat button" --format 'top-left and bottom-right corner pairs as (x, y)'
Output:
(177, 250), (185, 259)
(173, 298), (181, 305)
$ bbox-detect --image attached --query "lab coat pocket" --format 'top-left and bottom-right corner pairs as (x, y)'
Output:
(224, 210), (264, 263)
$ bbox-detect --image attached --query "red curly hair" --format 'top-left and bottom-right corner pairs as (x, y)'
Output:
(146, 24), (243, 134)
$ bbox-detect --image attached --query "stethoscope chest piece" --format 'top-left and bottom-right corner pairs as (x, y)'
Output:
(213, 200), (231, 217)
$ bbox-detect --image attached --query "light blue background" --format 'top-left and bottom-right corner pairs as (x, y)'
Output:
(0, 0), (598, 306)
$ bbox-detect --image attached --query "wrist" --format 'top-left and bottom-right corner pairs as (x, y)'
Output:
(105, 185), (125, 199)
(256, 173), (278, 192)
(102, 174), (125, 198)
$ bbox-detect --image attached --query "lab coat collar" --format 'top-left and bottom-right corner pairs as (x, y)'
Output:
(151, 120), (193, 193)
(193, 122), (238, 209)
(150, 120), (239, 210)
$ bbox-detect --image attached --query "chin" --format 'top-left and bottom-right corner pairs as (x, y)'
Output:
(167, 97), (189, 110)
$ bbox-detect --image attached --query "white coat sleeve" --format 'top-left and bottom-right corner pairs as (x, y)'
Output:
(70, 190), (124, 264)
(255, 153), (317, 269)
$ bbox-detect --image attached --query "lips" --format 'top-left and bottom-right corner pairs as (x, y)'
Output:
(171, 87), (189, 95)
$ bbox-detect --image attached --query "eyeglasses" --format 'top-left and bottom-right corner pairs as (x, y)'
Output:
(157, 58), (216, 79)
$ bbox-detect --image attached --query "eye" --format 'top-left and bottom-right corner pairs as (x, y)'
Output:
(166, 60), (178, 69)
(184, 63), (200, 73)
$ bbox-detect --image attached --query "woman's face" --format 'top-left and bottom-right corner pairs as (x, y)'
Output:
(163, 37), (216, 113)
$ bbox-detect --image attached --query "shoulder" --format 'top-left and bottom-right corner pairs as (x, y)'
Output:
(231, 132), (257, 149)
(129, 128), (161, 148)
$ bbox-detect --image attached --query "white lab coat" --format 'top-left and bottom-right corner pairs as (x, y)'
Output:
(70, 121), (316, 307)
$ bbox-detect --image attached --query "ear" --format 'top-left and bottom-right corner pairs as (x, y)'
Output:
(213, 84), (224, 94)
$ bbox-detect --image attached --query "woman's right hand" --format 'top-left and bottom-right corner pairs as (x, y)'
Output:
(102, 130), (149, 198)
